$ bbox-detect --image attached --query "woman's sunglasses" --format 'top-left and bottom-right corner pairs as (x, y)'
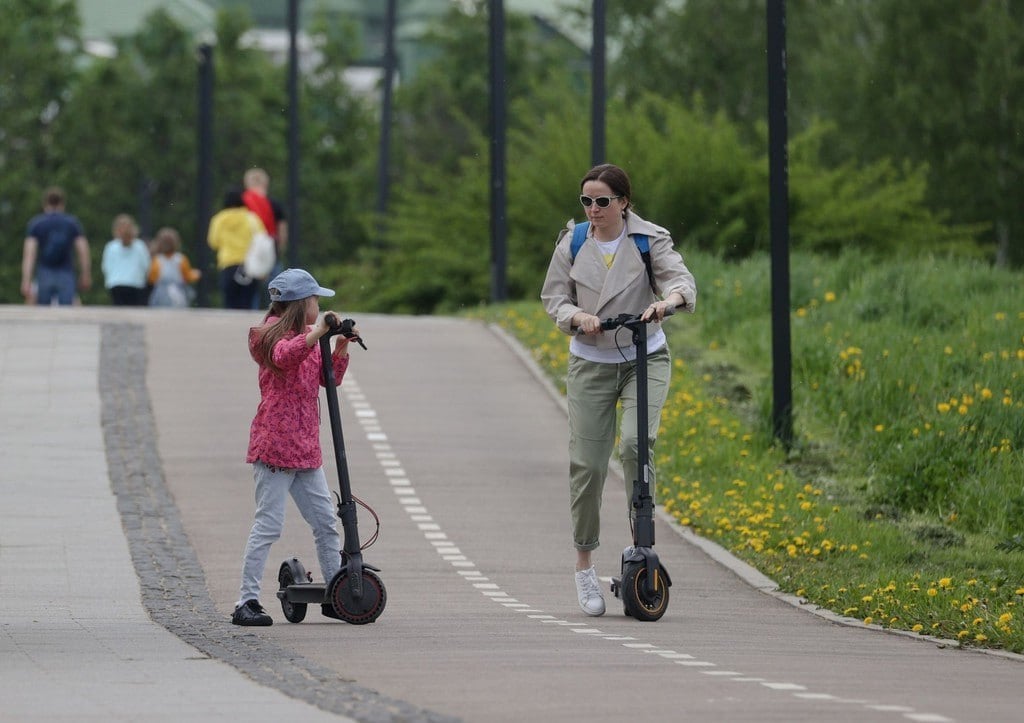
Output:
(579, 194), (622, 208)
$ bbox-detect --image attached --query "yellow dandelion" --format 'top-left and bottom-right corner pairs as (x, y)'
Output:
(912, 624), (924, 632)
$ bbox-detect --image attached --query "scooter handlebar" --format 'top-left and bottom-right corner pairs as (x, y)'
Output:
(324, 312), (367, 350)
(598, 304), (676, 331)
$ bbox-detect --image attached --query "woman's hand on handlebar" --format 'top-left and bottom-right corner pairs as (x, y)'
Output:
(641, 292), (685, 322)
(640, 301), (672, 323)
(573, 311), (604, 336)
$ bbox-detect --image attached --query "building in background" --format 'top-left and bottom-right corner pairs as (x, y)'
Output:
(77, 0), (589, 94)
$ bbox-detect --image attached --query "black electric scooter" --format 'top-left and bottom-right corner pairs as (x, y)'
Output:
(602, 307), (675, 621)
(276, 314), (387, 624)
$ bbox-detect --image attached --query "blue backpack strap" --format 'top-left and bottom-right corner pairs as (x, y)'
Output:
(570, 221), (589, 261)
(571, 223), (656, 292)
(633, 234), (657, 293)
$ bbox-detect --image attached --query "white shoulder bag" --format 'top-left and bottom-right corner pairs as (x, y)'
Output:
(243, 215), (276, 280)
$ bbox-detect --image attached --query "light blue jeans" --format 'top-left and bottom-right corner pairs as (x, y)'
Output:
(238, 462), (342, 606)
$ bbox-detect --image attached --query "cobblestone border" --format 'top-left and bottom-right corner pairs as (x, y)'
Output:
(99, 323), (458, 723)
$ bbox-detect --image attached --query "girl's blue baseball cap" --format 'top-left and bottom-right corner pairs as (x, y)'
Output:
(267, 269), (335, 301)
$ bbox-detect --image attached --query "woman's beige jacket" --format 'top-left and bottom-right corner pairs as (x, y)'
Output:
(541, 210), (697, 352)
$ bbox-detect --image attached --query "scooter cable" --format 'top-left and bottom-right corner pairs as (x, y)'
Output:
(332, 491), (381, 550)
(352, 493), (380, 550)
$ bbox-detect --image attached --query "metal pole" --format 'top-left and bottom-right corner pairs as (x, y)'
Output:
(488, 0), (507, 302)
(287, 0), (301, 267)
(376, 0), (397, 235)
(766, 0), (793, 449)
(196, 43), (213, 307)
(591, 0), (606, 167)
(137, 177), (156, 241)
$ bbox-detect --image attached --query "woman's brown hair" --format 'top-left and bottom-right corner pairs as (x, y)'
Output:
(250, 300), (310, 376)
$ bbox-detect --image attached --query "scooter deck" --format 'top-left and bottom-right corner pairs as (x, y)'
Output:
(277, 583), (328, 605)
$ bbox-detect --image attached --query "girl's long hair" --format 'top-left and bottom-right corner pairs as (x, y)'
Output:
(250, 300), (309, 376)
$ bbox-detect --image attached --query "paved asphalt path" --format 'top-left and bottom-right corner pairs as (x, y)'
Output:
(2, 306), (1021, 722)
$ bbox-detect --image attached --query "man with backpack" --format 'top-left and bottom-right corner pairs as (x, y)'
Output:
(21, 187), (92, 305)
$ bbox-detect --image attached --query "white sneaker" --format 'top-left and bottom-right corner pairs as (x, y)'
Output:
(575, 566), (606, 616)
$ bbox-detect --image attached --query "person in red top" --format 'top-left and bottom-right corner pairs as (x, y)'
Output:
(242, 167), (286, 308)
(232, 268), (355, 626)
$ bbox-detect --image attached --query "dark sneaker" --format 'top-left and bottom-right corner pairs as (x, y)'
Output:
(232, 599), (273, 626)
(322, 603), (343, 621)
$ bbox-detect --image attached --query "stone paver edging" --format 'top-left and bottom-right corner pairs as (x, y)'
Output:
(99, 323), (458, 723)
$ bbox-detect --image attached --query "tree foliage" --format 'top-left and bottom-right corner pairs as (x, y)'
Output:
(0, 0), (81, 295)
(1, 0), (1018, 308)
(850, 0), (1024, 266)
(0, 0), (376, 305)
(606, 0), (1024, 266)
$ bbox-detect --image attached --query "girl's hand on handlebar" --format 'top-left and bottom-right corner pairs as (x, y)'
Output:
(306, 313), (333, 346)
(313, 313), (333, 335)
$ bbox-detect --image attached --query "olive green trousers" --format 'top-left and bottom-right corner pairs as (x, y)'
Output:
(566, 347), (671, 551)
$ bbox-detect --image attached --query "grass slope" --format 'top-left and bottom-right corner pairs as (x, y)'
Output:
(469, 248), (1024, 653)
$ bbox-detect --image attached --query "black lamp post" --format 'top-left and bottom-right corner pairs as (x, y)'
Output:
(195, 42), (213, 307)
(766, 0), (793, 449)
(376, 0), (398, 235)
(287, 0), (301, 267)
(591, 0), (606, 166)
(488, 0), (507, 302)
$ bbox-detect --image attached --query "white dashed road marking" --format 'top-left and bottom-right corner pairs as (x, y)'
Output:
(341, 376), (957, 723)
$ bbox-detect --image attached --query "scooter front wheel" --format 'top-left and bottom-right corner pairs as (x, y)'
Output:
(621, 561), (669, 621)
(327, 569), (387, 624)
(278, 559), (308, 623)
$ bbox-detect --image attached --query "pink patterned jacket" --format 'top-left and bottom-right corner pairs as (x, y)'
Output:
(246, 320), (349, 469)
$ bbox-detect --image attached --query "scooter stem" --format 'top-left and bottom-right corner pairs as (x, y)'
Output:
(630, 319), (655, 549)
(319, 326), (365, 598)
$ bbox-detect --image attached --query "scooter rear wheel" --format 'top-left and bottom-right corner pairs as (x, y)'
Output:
(327, 569), (387, 625)
(621, 561), (669, 622)
(278, 559), (308, 623)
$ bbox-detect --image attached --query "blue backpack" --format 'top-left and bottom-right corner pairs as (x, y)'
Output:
(570, 221), (656, 292)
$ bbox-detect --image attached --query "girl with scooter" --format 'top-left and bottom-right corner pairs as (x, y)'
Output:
(232, 268), (354, 626)
(541, 163), (697, 617)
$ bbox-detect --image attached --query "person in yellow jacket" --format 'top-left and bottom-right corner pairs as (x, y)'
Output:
(208, 187), (266, 309)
